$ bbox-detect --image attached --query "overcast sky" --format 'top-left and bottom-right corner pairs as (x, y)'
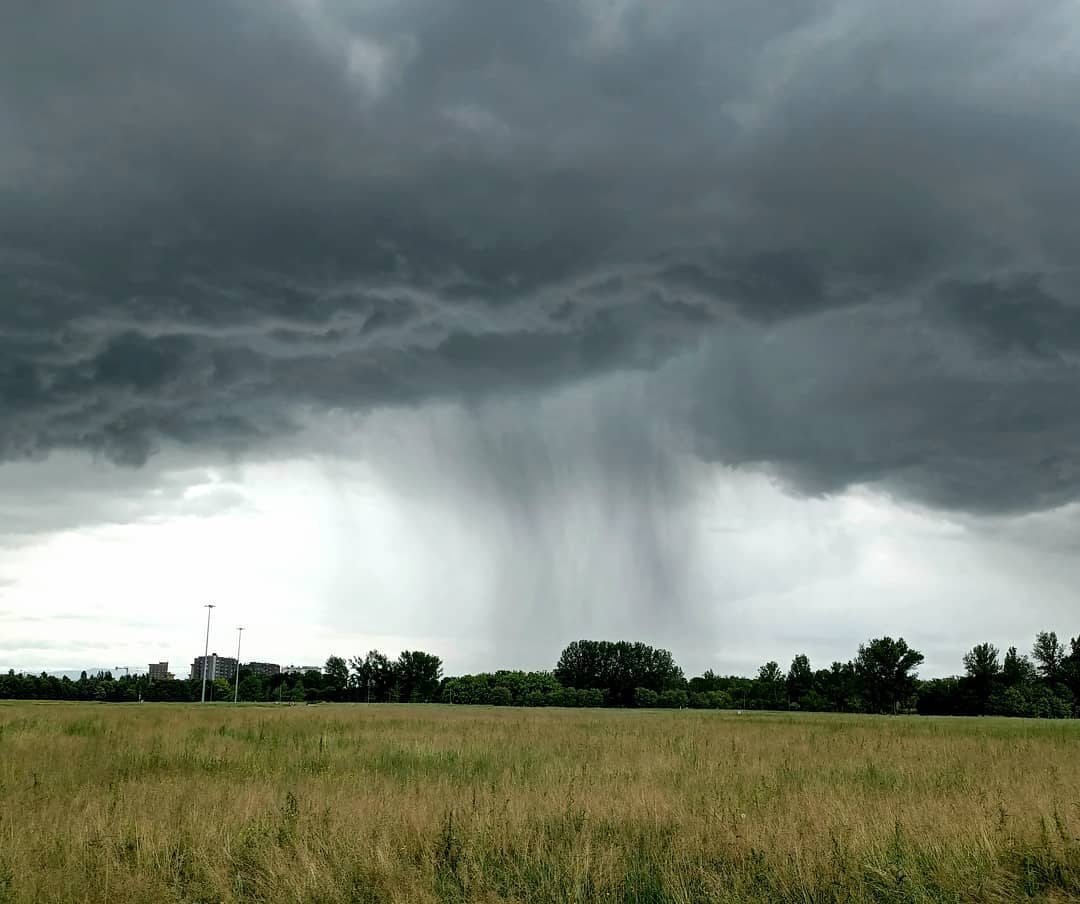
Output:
(3, 0), (1080, 679)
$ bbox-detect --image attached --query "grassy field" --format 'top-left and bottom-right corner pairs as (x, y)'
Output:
(1, 703), (1078, 903)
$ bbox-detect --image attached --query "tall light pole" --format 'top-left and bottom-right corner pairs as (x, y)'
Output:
(201, 603), (215, 703)
(234, 627), (244, 704)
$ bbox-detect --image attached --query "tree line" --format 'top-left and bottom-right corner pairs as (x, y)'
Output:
(0, 650), (442, 705)
(2, 631), (1078, 717)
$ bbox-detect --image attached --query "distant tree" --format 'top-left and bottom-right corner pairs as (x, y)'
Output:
(855, 637), (924, 714)
(724, 676), (753, 710)
(707, 690), (734, 709)
(915, 678), (984, 721)
(634, 687), (659, 708)
(1002, 646), (1037, 686)
(554, 640), (684, 707)
(396, 651), (443, 702)
(554, 640), (600, 690)
(1032, 631), (1066, 682)
(756, 661), (786, 709)
(813, 665), (844, 711)
(990, 682), (1073, 719)
(236, 675), (264, 703)
(349, 650), (397, 702)
(287, 680), (306, 703)
(1032, 685), (1073, 719)
(442, 670), (562, 707)
(210, 678), (231, 702)
(688, 669), (724, 694)
(580, 688), (605, 708)
(348, 655), (371, 698)
(2, 627), (1074, 717)
(1065, 636), (1080, 706)
(917, 677), (973, 716)
(657, 689), (688, 709)
(756, 661), (783, 684)
(962, 642), (1001, 713)
(786, 654), (813, 704)
(963, 643), (1001, 681)
(324, 656), (349, 695)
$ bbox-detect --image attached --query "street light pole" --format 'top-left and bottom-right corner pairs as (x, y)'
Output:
(234, 627), (244, 704)
(201, 603), (215, 703)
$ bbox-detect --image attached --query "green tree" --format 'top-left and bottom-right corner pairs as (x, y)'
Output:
(324, 656), (349, 696)
(813, 662), (862, 712)
(441, 670), (562, 706)
(707, 690), (734, 709)
(688, 669), (724, 694)
(210, 678), (231, 702)
(396, 651), (443, 702)
(1002, 646), (1037, 686)
(962, 642), (1000, 713)
(657, 689), (688, 708)
(756, 661), (786, 709)
(963, 643), (1000, 682)
(237, 675), (264, 703)
(1064, 636), (1080, 699)
(634, 687), (659, 707)
(554, 640), (684, 707)
(855, 637), (924, 714)
(786, 654), (813, 704)
(1032, 631), (1065, 682)
(918, 677), (971, 715)
(349, 650), (397, 702)
(489, 686), (512, 706)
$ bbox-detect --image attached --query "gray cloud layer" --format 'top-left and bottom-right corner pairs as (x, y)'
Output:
(3, 0), (1080, 512)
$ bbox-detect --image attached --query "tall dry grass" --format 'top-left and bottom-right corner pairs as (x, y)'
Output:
(0, 702), (1078, 903)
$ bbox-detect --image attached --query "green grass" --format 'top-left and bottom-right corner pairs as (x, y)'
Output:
(0, 703), (1078, 902)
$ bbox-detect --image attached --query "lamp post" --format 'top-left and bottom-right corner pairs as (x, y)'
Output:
(200, 603), (215, 703)
(234, 627), (244, 704)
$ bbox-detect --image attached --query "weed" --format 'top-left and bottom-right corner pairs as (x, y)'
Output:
(0, 857), (13, 904)
(0, 703), (1077, 902)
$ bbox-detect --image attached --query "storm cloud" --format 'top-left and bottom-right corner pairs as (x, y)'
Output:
(3, 0), (1080, 515)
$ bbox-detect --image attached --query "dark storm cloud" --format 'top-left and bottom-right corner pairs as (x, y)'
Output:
(676, 307), (1080, 514)
(3, 0), (1080, 512)
(931, 275), (1080, 358)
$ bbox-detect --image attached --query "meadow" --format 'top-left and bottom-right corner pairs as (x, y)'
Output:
(0, 703), (1078, 903)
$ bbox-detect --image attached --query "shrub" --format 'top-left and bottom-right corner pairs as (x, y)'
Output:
(657, 689), (688, 709)
(489, 687), (512, 707)
(581, 689), (605, 708)
(554, 687), (582, 707)
(707, 690), (734, 709)
(634, 687), (659, 708)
